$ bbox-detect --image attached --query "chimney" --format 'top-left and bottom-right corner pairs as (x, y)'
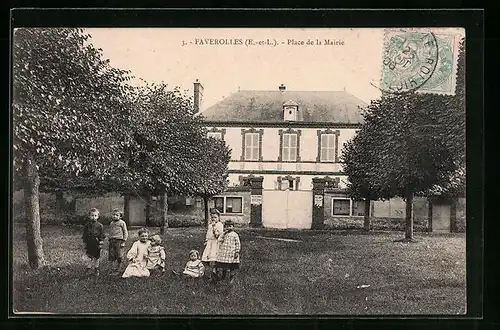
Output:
(193, 79), (204, 113)
(279, 84), (286, 91)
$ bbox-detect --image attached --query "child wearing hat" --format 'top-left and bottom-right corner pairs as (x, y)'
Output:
(146, 235), (166, 274)
(214, 220), (241, 284)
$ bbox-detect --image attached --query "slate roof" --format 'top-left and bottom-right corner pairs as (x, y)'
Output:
(200, 90), (367, 124)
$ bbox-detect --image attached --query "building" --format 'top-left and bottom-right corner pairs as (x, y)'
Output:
(194, 81), (465, 232)
(197, 81), (370, 229)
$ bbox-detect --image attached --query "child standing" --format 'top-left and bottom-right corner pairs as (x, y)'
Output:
(122, 228), (151, 278)
(82, 208), (106, 277)
(201, 208), (223, 277)
(146, 235), (166, 274)
(182, 250), (205, 278)
(214, 220), (241, 284)
(108, 208), (128, 275)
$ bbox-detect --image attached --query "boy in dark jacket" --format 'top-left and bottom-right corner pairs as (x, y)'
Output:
(82, 208), (106, 277)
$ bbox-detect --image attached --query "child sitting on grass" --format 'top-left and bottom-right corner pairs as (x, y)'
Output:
(122, 228), (151, 278)
(182, 250), (205, 278)
(146, 235), (166, 274)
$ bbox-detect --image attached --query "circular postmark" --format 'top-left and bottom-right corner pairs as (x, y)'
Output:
(373, 30), (439, 95)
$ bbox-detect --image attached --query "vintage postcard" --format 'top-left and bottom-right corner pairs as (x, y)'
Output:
(12, 26), (467, 316)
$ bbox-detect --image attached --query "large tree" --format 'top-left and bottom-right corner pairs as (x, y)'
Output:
(342, 39), (465, 240)
(341, 101), (394, 231)
(12, 28), (133, 268)
(122, 83), (230, 233)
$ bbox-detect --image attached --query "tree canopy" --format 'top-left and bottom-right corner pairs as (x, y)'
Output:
(341, 38), (466, 238)
(118, 83), (230, 197)
(13, 28), (134, 178)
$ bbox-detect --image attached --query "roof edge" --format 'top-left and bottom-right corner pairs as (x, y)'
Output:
(202, 120), (362, 128)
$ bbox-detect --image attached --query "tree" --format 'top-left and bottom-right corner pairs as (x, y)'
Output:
(342, 39), (465, 240)
(341, 101), (393, 231)
(13, 28), (132, 268)
(190, 134), (231, 226)
(122, 83), (230, 234)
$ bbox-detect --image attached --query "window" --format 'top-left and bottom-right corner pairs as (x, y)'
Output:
(282, 133), (297, 161)
(213, 196), (243, 214)
(226, 197), (243, 213)
(283, 105), (298, 121)
(277, 176), (300, 190)
(332, 198), (368, 216)
(207, 132), (222, 140)
(351, 200), (366, 216)
(241, 129), (263, 162)
(320, 134), (336, 162)
(244, 133), (260, 161)
(214, 197), (225, 214)
(317, 130), (340, 163)
(332, 199), (351, 216)
(278, 129), (301, 162)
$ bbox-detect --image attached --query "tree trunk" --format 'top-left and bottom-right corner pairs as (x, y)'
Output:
(363, 199), (371, 232)
(450, 198), (457, 233)
(160, 192), (168, 235)
(427, 198), (433, 232)
(145, 195), (151, 227)
(123, 193), (130, 226)
(405, 188), (414, 240)
(55, 190), (66, 222)
(203, 195), (210, 227)
(22, 156), (45, 269)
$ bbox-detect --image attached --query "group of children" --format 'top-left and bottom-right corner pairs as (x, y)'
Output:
(82, 207), (241, 284)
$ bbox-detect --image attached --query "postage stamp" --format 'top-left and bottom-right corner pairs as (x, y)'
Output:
(380, 28), (463, 95)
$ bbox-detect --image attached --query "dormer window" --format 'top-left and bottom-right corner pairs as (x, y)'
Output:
(283, 100), (299, 121)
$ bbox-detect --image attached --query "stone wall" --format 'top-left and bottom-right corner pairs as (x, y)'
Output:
(323, 194), (431, 231)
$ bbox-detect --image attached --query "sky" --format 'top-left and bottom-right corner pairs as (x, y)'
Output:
(84, 28), (395, 111)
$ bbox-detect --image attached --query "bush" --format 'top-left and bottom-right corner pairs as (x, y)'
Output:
(147, 214), (204, 228)
(455, 217), (466, 233)
(325, 217), (429, 232)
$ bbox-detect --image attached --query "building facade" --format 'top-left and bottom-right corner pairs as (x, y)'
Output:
(198, 82), (372, 229)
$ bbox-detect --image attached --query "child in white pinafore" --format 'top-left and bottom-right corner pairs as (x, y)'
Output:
(146, 235), (166, 274)
(201, 208), (223, 277)
(183, 250), (205, 278)
(122, 228), (151, 278)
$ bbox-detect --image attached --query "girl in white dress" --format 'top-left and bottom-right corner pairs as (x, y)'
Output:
(122, 228), (151, 278)
(201, 209), (224, 277)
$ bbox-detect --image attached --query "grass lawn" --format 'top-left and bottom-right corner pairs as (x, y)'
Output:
(12, 224), (466, 315)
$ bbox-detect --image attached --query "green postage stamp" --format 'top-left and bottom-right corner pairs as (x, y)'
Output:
(380, 28), (464, 95)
